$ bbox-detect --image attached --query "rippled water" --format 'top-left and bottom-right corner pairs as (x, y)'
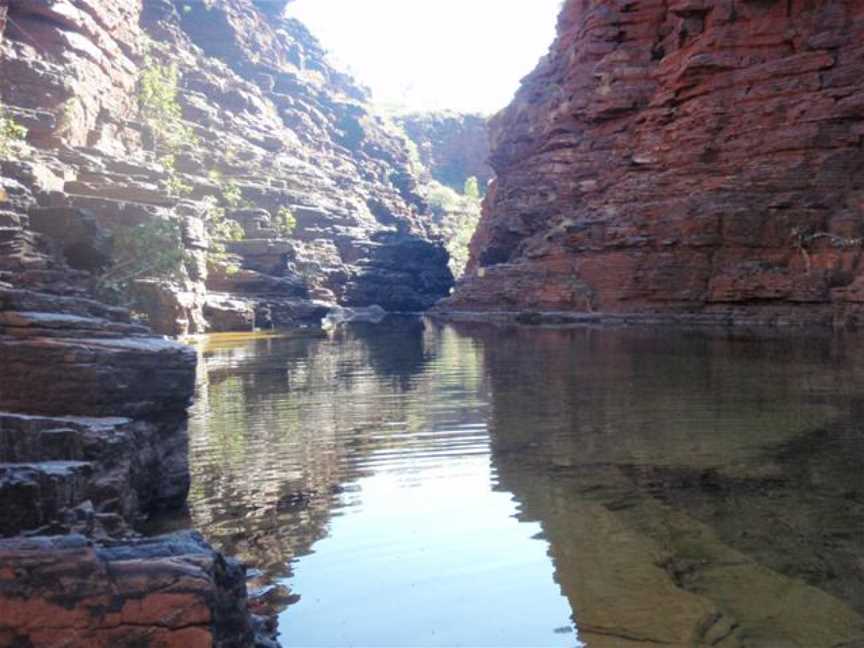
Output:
(184, 319), (864, 647)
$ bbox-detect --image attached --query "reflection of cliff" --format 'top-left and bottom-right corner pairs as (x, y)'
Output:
(466, 324), (864, 647)
(186, 320), (488, 580)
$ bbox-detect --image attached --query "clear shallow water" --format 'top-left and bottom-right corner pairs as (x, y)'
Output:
(184, 319), (864, 647)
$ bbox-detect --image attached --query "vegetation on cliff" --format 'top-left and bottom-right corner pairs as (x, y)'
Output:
(425, 179), (482, 278)
(138, 60), (197, 197)
(96, 219), (189, 304)
(0, 106), (26, 159)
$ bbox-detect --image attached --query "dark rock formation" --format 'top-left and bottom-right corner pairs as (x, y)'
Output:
(441, 0), (864, 328)
(396, 111), (493, 192)
(0, 532), (253, 648)
(0, 180), (256, 645)
(0, 290), (257, 642)
(0, 0), (453, 336)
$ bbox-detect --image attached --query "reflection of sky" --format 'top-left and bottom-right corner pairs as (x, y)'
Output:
(281, 456), (578, 647)
(286, 0), (562, 114)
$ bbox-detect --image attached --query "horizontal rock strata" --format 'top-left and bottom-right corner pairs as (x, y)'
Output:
(442, 0), (864, 328)
(0, 132), (255, 644)
(0, 532), (252, 648)
(0, 0), (453, 336)
(396, 111), (493, 191)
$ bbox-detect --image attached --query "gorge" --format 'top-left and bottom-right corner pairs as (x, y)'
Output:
(1, 0), (863, 646)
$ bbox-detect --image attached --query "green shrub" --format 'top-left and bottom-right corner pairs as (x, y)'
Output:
(274, 207), (296, 237)
(422, 181), (482, 278)
(200, 195), (244, 272)
(0, 107), (27, 159)
(221, 179), (245, 209)
(160, 154), (193, 197)
(96, 219), (188, 302)
(426, 182), (463, 214)
(446, 209), (481, 278)
(138, 62), (197, 196)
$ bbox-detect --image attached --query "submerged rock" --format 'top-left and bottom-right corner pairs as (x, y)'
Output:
(322, 304), (387, 330)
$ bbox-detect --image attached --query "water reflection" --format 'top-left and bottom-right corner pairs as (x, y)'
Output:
(186, 320), (864, 647)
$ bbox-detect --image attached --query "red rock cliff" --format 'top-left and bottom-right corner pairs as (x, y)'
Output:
(442, 0), (864, 327)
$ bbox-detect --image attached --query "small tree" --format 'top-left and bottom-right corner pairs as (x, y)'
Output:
(201, 195), (244, 259)
(463, 176), (481, 200)
(96, 219), (188, 303)
(138, 62), (197, 197)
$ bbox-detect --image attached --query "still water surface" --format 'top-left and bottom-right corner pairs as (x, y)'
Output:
(185, 319), (864, 647)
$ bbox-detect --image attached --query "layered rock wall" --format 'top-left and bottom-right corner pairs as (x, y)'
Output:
(0, 0), (453, 336)
(0, 3), (324, 643)
(443, 0), (864, 327)
(0, 532), (254, 648)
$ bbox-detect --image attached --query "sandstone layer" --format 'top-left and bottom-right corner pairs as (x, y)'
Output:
(442, 0), (864, 327)
(0, 532), (254, 648)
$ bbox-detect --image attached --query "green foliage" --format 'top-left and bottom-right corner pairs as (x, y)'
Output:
(202, 195), (244, 240)
(138, 62), (197, 197)
(208, 170), (252, 209)
(463, 176), (481, 200)
(200, 192), (244, 273)
(221, 179), (245, 209)
(0, 106), (27, 159)
(422, 181), (482, 278)
(426, 183), (464, 214)
(139, 63), (186, 146)
(97, 219), (188, 302)
(161, 154), (193, 197)
(446, 209), (481, 278)
(274, 207), (296, 237)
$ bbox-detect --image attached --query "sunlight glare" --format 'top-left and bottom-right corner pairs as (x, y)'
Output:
(286, 0), (563, 114)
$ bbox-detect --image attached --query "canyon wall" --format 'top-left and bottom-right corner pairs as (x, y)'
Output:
(442, 0), (864, 327)
(0, 178), (256, 646)
(1, 0), (453, 336)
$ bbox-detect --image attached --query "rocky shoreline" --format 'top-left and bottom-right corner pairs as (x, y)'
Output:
(430, 306), (850, 329)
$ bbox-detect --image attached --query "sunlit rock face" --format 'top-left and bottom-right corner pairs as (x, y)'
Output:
(0, 0), (453, 336)
(442, 0), (864, 327)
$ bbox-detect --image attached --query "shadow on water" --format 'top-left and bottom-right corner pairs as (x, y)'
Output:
(177, 318), (864, 647)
